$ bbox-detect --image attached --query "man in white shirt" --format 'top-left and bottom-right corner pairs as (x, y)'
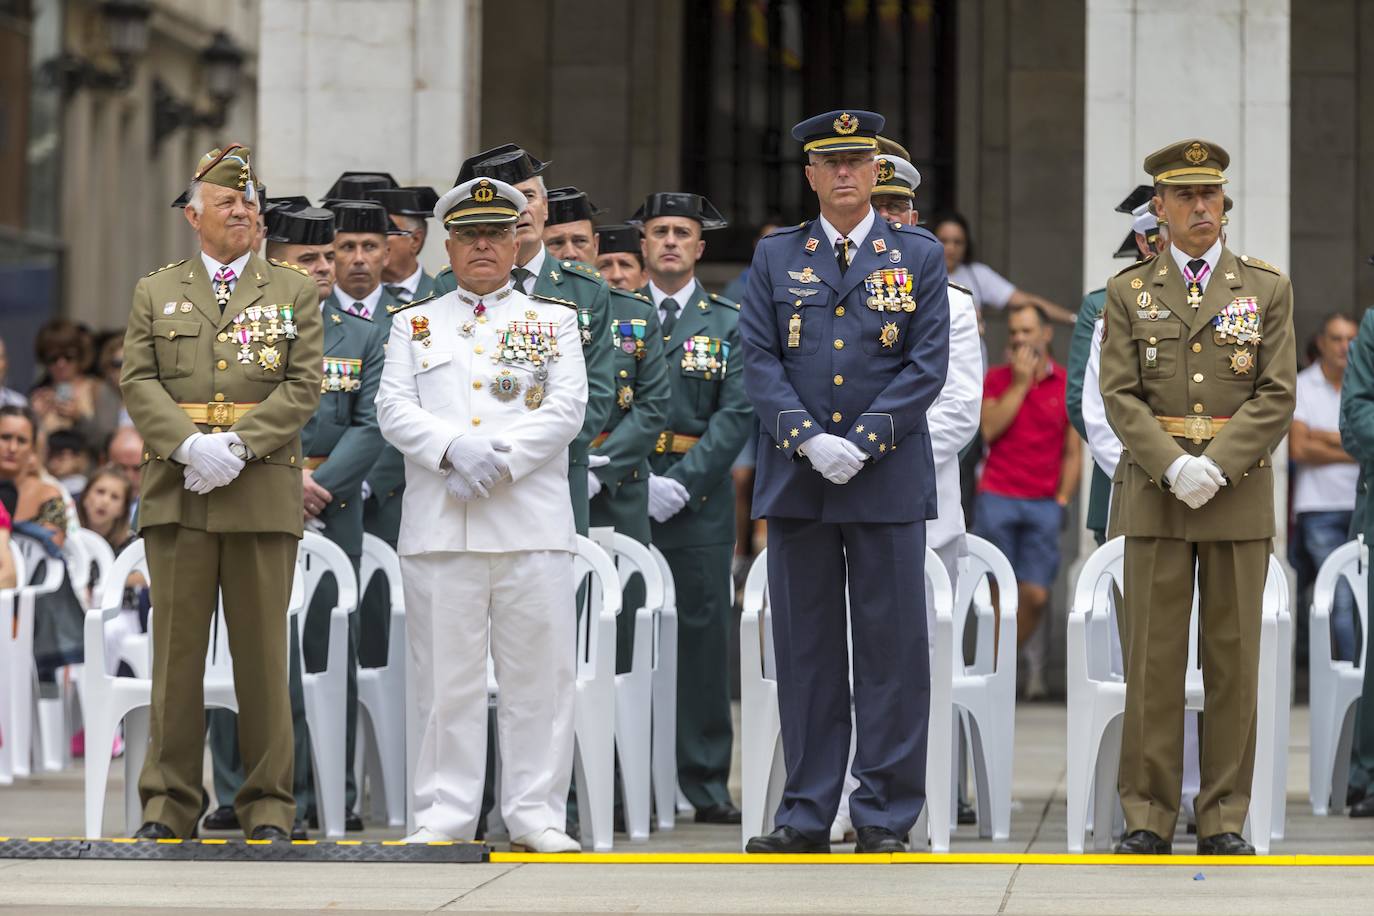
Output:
(1291, 312), (1361, 662)
(375, 177), (587, 852)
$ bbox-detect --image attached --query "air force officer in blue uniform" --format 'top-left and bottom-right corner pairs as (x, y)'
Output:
(739, 110), (950, 854)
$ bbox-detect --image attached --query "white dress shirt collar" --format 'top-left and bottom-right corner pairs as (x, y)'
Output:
(200, 250), (252, 287)
(455, 280), (517, 308)
(517, 244), (547, 289)
(394, 263), (425, 297)
(1169, 237), (1222, 289)
(333, 282), (384, 319)
(817, 206), (877, 259)
(647, 277), (696, 309)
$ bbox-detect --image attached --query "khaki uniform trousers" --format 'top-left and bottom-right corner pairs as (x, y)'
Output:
(1117, 536), (1267, 841)
(138, 524), (298, 836)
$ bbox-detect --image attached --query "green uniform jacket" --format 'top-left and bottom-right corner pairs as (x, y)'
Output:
(303, 298), (388, 557)
(640, 280), (754, 549)
(1066, 287), (1112, 535)
(589, 289), (672, 540)
(1099, 249), (1296, 541)
(121, 253), (324, 536)
(1340, 308), (1374, 534)
(351, 289), (404, 544)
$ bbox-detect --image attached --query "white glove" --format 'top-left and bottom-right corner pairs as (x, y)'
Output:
(361, 481), (373, 501)
(588, 454), (611, 469)
(444, 473), (487, 502)
(185, 432), (245, 489)
(183, 467), (214, 495)
(799, 434), (866, 485)
(305, 516), (327, 533)
(1167, 455), (1226, 510)
(444, 436), (512, 491)
(648, 474), (690, 523)
(588, 469), (603, 499)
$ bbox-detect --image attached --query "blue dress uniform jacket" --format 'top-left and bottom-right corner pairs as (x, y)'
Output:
(741, 217), (950, 520)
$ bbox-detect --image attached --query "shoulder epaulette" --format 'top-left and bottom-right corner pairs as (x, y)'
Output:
(948, 281), (972, 296)
(765, 221), (808, 237)
(268, 258), (310, 278)
(145, 259), (187, 277)
(609, 287), (651, 304)
(1113, 254), (1156, 278)
(1239, 255), (1281, 275)
(708, 292), (739, 309)
(389, 294), (437, 314)
(532, 293), (578, 310)
(558, 260), (604, 281)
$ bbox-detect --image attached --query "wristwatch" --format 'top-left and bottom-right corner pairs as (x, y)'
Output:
(229, 442), (252, 461)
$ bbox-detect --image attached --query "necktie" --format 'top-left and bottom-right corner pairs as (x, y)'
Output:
(835, 238), (850, 273)
(1183, 258), (1210, 309)
(213, 266), (236, 312)
(386, 284), (412, 303)
(349, 301), (368, 319)
(512, 266), (533, 294)
(660, 297), (680, 339)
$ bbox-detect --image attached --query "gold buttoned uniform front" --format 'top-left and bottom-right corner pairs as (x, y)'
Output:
(121, 250), (323, 838)
(1099, 243), (1295, 843)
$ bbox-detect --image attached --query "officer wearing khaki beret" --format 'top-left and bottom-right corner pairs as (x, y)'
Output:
(1099, 139), (1295, 856)
(121, 144), (324, 840)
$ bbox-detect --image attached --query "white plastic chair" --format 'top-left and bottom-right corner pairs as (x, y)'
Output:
(950, 536), (1018, 840)
(1066, 538), (1288, 853)
(1308, 540), (1365, 815)
(294, 532), (358, 838)
(647, 544), (679, 831)
(590, 528), (665, 841)
(571, 534), (622, 851)
(739, 548), (955, 851)
(1, 536), (63, 782)
(354, 533), (407, 828)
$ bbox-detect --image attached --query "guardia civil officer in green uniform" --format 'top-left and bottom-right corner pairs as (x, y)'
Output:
(631, 192), (753, 824)
(1066, 185), (1161, 544)
(368, 185), (440, 303)
(1100, 140), (1295, 856)
(121, 144), (323, 841)
(595, 223), (649, 293)
(435, 145), (615, 534)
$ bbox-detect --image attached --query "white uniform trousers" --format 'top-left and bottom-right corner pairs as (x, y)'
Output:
(402, 549), (575, 840)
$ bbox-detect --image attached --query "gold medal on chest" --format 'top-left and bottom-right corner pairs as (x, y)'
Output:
(1229, 347), (1254, 375)
(879, 321), (900, 349)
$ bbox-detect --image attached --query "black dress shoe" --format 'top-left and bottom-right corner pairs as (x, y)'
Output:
(202, 805), (240, 831)
(1347, 784), (1368, 808)
(1196, 832), (1254, 855)
(694, 803), (742, 825)
(957, 801), (977, 826)
(290, 819), (309, 841)
(1350, 796), (1374, 818)
(345, 812), (364, 832)
(854, 825), (906, 854)
(745, 825), (829, 854)
(1115, 829), (1171, 855)
(248, 825), (290, 842)
(133, 821), (177, 840)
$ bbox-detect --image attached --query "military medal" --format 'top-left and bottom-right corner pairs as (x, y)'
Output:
(889, 251), (901, 263)
(879, 321), (900, 349)
(1187, 284), (1203, 309)
(490, 370), (522, 401)
(459, 321), (475, 338)
(257, 344), (282, 371)
(788, 268), (819, 283)
(163, 302), (176, 315)
(410, 315), (431, 343)
(526, 310), (538, 320)
(524, 383), (545, 410)
(1230, 347), (1254, 375)
(1130, 278), (1144, 290)
(579, 309), (592, 346)
(787, 313), (802, 348)
(280, 303), (297, 339)
(1145, 346), (1158, 369)
(617, 385), (634, 410)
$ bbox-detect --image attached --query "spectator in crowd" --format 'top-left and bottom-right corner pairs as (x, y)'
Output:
(0, 338), (28, 408)
(974, 303), (1079, 699)
(1291, 312), (1361, 663)
(77, 465), (136, 553)
(0, 405), (69, 548)
(45, 429), (94, 500)
(103, 425), (145, 507)
(929, 213), (1075, 326)
(0, 500), (15, 589)
(94, 334), (131, 429)
(28, 319), (119, 452)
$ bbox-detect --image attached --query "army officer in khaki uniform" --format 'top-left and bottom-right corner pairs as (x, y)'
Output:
(121, 144), (323, 840)
(1100, 139), (1295, 856)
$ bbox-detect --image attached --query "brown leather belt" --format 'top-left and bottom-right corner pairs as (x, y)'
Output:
(178, 401), (259, 426)
(1158, 414), (1230, 444)
(303, 456), (328, 471)
(655, 431), (700, 455)
(591, 432), (610, 448)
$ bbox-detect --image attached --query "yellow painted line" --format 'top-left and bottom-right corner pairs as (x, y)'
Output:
(291, 840), (318, 846)
(491, 853), (893, 864)
(489, 851), (1374, 867)
(199, 839), (227, 845)
(335, 840), (362, 846)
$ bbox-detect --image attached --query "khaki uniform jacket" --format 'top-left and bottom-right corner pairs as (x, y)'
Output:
(121, 252), (324, 536)
(1099, 247), (1295, 541)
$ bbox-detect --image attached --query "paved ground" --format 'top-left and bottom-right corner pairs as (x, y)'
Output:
(2, 704), (1373, 913)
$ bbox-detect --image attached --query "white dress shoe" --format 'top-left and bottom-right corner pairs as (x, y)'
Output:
(510, 827), (581, 853)
(402, 827), (456, 844)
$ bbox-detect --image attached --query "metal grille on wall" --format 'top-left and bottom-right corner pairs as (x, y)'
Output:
(682, 0), (957, 260)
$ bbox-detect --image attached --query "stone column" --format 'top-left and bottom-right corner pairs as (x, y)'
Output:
(256, 0), (482, 273)
(1080, 0), (1291, 553)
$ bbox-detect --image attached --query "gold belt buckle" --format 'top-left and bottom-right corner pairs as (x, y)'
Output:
(1183, 414), (1213, 445)
(655, 431), (672, 455)
(207, 401), (236, 426)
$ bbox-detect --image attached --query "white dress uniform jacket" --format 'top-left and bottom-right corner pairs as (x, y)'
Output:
(375, 285), (588, 554)
(926, 284), (984, 550)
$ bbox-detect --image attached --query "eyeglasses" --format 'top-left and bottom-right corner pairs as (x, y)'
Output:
(450, 225), (515, 245)
(878, 199), (913, 215)
(47, 351), (79, 363)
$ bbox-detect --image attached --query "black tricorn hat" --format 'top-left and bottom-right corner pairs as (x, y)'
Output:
(366, 186), (439, 218)
(321, 171), (399, 205)
(262, 195), (311, 216)
(546, 186), (602, 226)
(454, 143), (550, 187)
(595, 223), (642, 254)
(266, 206), (336, 246)
(326, 200), (392, 236)
(1116, 185), (1154, 214)
(628, 192), (727, 231)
